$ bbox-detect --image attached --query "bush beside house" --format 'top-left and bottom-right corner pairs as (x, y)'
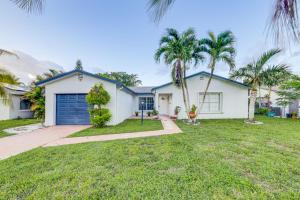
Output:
(86, 84), (112, 127)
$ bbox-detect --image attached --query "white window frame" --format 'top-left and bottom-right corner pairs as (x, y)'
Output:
(198, 92), (223, 114)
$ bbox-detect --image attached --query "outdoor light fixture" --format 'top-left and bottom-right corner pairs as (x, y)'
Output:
(78, 72), (83, 81)
(141, 101), (145, 125)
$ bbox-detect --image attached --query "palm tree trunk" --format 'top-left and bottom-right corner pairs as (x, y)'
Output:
(200, 67), (215, 112)
(258, 85), (262, 108)
(183, 63), (191, 111)
(249, 89), (257, 122)
(181, 77), (190, 119)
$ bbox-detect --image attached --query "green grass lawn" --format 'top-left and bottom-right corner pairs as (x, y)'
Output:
(69, 119), (163, 137)
(0, 117), (300, 199)
(0, 118), (41, 138)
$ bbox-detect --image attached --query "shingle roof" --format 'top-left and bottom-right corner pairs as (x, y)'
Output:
(128, 86), (155, 94)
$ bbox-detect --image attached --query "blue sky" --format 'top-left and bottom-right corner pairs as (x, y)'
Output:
(1, 0), (299, 86)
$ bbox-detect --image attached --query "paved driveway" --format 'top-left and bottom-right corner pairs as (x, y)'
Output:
(0, 125), (89, 160)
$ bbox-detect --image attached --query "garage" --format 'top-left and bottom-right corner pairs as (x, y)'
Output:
(56, 94), (90, 125)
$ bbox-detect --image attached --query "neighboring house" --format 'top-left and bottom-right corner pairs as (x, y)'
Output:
(0, 84), (33, 120)
(36, 69), (249, 126)
(259, 87), (300, 117)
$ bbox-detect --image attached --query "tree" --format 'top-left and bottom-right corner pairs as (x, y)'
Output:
(75, 59), (83, 70)
(35, 69), (63, 82)
(276, 75), (300, 117)
(86, 84), (112, 127)
(26, 69), (63, 121)
(262, 64), (291, 107)
(230, 49), (282, 122)
(148, 0), (299, 43)
(98, 72), (142, 87)
(199, 31), (236, 110)
(25, 86), (45, 120)
(0, 69), (19, 104)
(155, 28), (204, 118)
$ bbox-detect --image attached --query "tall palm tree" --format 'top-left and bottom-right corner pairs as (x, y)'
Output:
(230, 49), (282, 122)
(0, 69), (19, 104)
(148, 0), (299, 42)
(199, 31), (236, 109)
(262, 64), (291, 107)
(155, 28), (204, 117)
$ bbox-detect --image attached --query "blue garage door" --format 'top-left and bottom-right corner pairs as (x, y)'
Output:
(56, 94), (90, 125)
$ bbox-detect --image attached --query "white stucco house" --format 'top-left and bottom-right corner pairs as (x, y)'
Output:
(0, 84), (33, 120)
(36, 69), (249, 126)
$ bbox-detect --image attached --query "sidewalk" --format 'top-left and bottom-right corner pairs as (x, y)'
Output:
(44, 116), (182, 147)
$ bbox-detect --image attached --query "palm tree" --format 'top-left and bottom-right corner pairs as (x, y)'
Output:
(35, 69), (63, 82)
(25, 86), (45, 120)
(262, 65), (291, 107)
(0, 69), (19, 104)
(148, 0), (299, 43)
(199, 31), (236, 110)
(155, 28), (204, 117)
(230, 49), (282, 122)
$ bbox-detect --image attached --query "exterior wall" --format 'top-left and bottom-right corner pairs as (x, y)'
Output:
(44, 74), (118, 126)
(0, 100), (10, 120)
(0, 95), (33, 120)
(153, 75), (248, 119)
(9, 95), (33, 119)
(116, 88), (135, 123)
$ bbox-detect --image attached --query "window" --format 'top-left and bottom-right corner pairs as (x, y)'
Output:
(139, 97), (154, 110)
(199, 93), (222, 113)
(20, 99), (31, 110)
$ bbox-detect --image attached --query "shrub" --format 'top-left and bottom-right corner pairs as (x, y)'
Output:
(191, 104), (197, 113)
(152, 109), (159, 116)
(255, 107), (269, 115)
(89, 108), (112, 127)
(86, 84), (111, 127)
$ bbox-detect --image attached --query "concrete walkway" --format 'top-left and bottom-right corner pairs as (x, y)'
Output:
(44, 116), (182, 147)
(0, 125), (89, 160)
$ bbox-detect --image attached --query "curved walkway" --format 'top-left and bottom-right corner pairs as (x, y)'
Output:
(44, 116), (182, 147)
(0, 125), (89, 160)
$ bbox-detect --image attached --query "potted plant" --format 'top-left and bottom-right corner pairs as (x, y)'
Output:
(152, 109), (159, 119)
(292, 112), (298, 119)
(135, 111), (139, 117)
(189, 105), (197, 122)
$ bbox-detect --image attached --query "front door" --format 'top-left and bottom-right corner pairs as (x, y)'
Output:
(158, 95), (169, 115)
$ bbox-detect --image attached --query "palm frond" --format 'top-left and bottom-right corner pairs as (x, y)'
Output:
(208, 32), (217, 43)
(147, 0), (176, 22)
(166, 28), (180, 40)
(0, 49), (19, 58)
(256, 48), (281, 68)
(268, 0), (300, 43)
(220, 55), (235, 70)
(10, 0), (45, 13)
